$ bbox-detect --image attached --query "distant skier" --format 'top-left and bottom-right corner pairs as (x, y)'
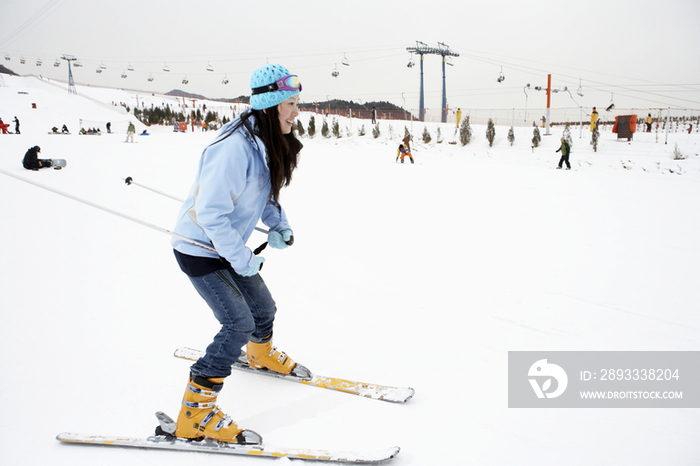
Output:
(590, 107), (599, 132)
(396, 135), (414, 164)
(456, 108), (461, 129)
(106, 122), (111, 133)
(645, 113), (652, 132)
(61, 124), (69, 134)
(555, 137), (571, 170)
(13, 116), (20, 134)
(371, 107), (377, 124)
(22, 146), (51, 170)
(126, 121), (135, 142)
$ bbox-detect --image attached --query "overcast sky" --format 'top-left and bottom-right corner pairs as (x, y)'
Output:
(2, 0), (699, 113)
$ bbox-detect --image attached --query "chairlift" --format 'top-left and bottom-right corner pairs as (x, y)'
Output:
(36, 59), (43, 66)
(206, 62), (214, 72)
(54, 59), (61, 67)
(163, 63), (170, 72)
(222, 74), (229, 85)
(121, 71), (127, 79)
(407, 52), (415, 68)
(4, 54), (10, 61)
(148, 74), (154, 82)
(497, 66), (505, 83)
(20, 57), (26, 64)
(331, 64), (339, 78)
(342, 53), (349, 66)
(74, 61), (82, 67)
(182, 76), (189, 85)
(577, 79), (584, 97)
(445, 56), (454, 67)
(96, 67), (102, 74)
(127, 63), (134, 71)
(606, 93), (615, 111)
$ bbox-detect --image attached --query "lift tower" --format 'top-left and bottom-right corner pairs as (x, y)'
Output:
(406, 41), (459, 122)
(61, 54), (77, 95)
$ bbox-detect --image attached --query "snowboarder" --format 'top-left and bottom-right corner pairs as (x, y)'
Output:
(126, 121), (135, 142)
(13, 116), (20, 134)
(590, 107), (599, 132)
(170, 63), (304, 444)
(396, 135), (414, 163)
(555, 137), (571, 170)
(22, 146), (51, 170)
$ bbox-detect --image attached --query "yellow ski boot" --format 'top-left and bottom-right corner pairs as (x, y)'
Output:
(246, 340), (311, 379)
(174, 374), (261, 444)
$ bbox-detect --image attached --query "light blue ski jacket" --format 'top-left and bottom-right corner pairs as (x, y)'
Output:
(171, 114), (291, 273)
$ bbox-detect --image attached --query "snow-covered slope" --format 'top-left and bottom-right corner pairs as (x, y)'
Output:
(1, 75), (699, 466)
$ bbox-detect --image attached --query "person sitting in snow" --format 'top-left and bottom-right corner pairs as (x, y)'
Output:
(61, 124), (69, 133)
(22, 146), (52, 171)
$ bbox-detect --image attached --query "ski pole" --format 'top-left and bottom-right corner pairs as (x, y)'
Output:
(0, 168), (217, 254)
(123, 176), (269, 235)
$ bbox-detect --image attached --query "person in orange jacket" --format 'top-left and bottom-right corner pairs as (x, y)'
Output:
(396, 135), (414, 164)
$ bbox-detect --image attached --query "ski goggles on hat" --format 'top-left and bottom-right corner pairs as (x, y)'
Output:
(251, 75), (302, 95)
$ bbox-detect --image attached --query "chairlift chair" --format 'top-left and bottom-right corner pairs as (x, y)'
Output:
(163, 63), (170, 72)
(20, 57), (26, 64)
(182, 76), (189, 85)
(96, 68), (102, 74)
(148, 74), (154, 82)
(36, 59), (42, 66)
(497, 66), (505, 82)
(54, 59), (61, 67)
(121, 71), (127, 78)
(206, 62), (214, 72)
(342, 53), (349, 66)
(331, 64), (339, 78)
(74, 61), (82, 67)
(4, 55), (9, 61)
(222, 74), (229, 85)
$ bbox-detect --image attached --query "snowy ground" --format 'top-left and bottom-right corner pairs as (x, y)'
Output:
(1, 75), (700, 465)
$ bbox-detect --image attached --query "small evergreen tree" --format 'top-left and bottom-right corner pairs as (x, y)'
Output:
(459, 116), (472, 146)
(372, 123), (380, 139)
(422, 126), (431, 143)
(590, 127), (599, 152)
(563, 123), (573, 146)
(532, 126), (541, 147)
(359, 124), (366, 136)
(332, 118), (341, 138)
(321, 119), (330, 138)
(507, 126), (515, 146)
(486, 119), (495, 147)
(308, 115), (316, 138)
(436, 127), (443, 143)
(295, 119), (305, 137)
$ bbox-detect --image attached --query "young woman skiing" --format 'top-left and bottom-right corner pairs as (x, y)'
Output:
(170, 64), (304, 444)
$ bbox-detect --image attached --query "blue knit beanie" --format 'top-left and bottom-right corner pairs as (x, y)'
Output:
(250, 64), (300, 110)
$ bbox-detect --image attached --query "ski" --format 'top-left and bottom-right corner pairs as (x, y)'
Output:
(57, 432), (400, 463)
(174, 347), (415, 403)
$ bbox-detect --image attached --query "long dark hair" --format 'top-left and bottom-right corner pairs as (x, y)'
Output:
(216, 107), (302, 204)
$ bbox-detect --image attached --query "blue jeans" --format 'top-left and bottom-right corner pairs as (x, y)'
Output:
(187, 268), (277, 378)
